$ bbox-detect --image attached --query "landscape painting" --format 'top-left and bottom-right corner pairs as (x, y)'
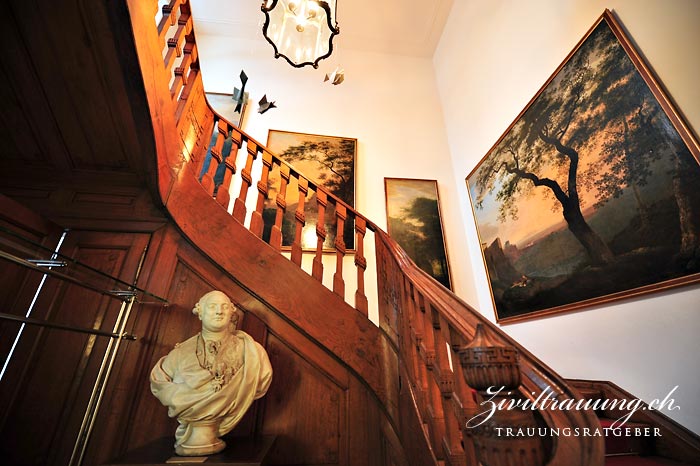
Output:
(466, 10), (700, 323)
(263, 130), (356, 251)
(385, 178), (452, 290)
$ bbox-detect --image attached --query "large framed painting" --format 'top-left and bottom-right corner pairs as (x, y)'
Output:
(205, 92), (248, 127)
(466, 10), (700, 323)
(385, 178), (452, 290)
(263, 130), (356, 251)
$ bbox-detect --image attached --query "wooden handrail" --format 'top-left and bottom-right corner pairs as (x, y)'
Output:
(132, 1), (606, 464)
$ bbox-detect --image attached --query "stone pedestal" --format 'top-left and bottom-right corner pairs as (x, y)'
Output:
(175, 420), (227, 457)
(103, 436), (276, 466)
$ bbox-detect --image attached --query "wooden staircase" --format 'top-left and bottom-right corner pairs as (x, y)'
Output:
(0, 0), (697, 465)
(128, 1), (606, 465)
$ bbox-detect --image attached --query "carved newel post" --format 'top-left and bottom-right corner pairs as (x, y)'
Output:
(150, 291), (273, 456)
(459, 324), (547, 466)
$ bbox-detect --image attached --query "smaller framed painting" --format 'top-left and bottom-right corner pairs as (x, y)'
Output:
(384, 178), (452, 290)
(205, 92), (248, 128)
(263, 130), (357, 251)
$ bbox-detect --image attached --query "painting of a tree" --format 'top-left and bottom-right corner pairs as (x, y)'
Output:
(466, 10), (700, 322)
(263, 130), (356, 250)
(385, 178), (452, 289)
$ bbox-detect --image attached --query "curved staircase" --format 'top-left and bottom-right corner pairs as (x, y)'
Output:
(0, 1), (698, 465)
(127, 1), (607, 465)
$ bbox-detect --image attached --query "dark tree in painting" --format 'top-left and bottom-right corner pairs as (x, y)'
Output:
(580, 30), (700, 263)
(389, 197), (450, 289)
(473, 21), (700, 268)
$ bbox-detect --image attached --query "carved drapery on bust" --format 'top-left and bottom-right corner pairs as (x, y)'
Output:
(150, 291), (273, 456)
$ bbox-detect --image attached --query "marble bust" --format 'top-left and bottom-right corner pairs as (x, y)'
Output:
(150, 290), (273, 456)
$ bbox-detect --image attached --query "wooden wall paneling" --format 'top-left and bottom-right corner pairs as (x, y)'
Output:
(78, 225), (173, 466)
(0, 185), (168, 233)
(0, 196), (62, 368)
(348, 376), (383, 466)
(47, 230), (152, 466)
(397, 364), (439, 466)
(0, 229), (151, 466)
(232, 310), (269, 438)
(261, 331), (348, 466)
(0, 272), (69, 440)
(0, 195), (65, 431)
(4, 0), (135, 173)
(0, 5), (66, 172)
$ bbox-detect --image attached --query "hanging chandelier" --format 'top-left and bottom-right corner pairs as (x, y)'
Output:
(261, 0), (340, 69)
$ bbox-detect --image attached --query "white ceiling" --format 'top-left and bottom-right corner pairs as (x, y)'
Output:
(189, 0), (455, 57)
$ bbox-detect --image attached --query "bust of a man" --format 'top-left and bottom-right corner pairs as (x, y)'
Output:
(150, 290), (273, 456)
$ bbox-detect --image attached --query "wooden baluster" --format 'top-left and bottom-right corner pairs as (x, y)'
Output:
(434, 314), (467, 466)
(312, 190), (327, 281)
(250, 150), (273, 238)
(164, 6), (190, 71)
(164, 35), (181, 72)
(232, 139), (258, 223)
(192, 121), (214, 181)
(418, 294), (444, 457)
(403, 280), (421, 383)
(354, 216), (368, 316)
(201, 119), (227, 194)
(215, 129), (241, 209)
(270, 164), (290, 251)
(170, 37), (196, 100)
(333, 204), (347, 298)
(448, 328), (478, 466)
(174, 45), (199, 121)
(428, 376), (448, 460)
(412, 283), (429, 418)
(200, 151), (220, 197)
(290, 176), (308, 266)
(157, 0), (182, 50)
(400, 279), (428, 421)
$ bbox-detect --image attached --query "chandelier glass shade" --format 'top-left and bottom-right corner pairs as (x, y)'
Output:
(261, 0), (339, 68)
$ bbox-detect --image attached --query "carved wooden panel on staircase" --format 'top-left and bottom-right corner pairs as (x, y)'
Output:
(262, 333), (347, 465)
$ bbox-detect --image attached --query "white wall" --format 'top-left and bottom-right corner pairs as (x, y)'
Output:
(194, 30), (478, 320)
(434, 0), (700, 433)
